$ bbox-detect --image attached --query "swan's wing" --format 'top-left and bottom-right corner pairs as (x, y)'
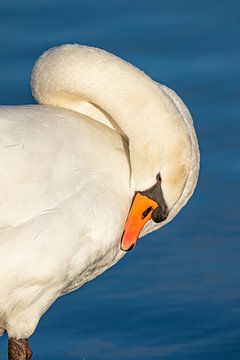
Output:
(0, 105), (130, 229)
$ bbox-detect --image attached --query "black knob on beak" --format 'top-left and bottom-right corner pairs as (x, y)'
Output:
(151, 207), (168, 223)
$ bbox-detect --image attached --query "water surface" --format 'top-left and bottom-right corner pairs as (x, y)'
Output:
(0, 1), (239, 359)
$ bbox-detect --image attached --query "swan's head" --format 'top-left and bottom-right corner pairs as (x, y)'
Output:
(121, 85), (200, 251)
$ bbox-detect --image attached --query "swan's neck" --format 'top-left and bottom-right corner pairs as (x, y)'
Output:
(61, 101), (115, 130)
(31, 45), (191, 205)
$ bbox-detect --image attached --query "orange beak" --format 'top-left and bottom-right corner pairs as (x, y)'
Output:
(121, 192), (159, 251)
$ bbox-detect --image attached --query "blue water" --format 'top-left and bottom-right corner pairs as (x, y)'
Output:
(0, 1), (239, 359)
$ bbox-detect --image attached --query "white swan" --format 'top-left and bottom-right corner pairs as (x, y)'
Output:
(0, 44), (199, 359)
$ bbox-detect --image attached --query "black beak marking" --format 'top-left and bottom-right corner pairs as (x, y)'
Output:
(151, 207), (168, 223)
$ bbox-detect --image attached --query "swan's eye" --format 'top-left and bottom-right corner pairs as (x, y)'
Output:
(156, 173), (161, 182)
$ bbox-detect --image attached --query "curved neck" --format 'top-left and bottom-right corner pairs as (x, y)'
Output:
(31, 45), (190, 195)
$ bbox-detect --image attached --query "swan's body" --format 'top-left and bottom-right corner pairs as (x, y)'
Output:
(0, 44), (199, 358)
(0, 105), (131, 338)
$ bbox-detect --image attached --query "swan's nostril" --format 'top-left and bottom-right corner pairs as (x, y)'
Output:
(141, 206), (153, 219)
